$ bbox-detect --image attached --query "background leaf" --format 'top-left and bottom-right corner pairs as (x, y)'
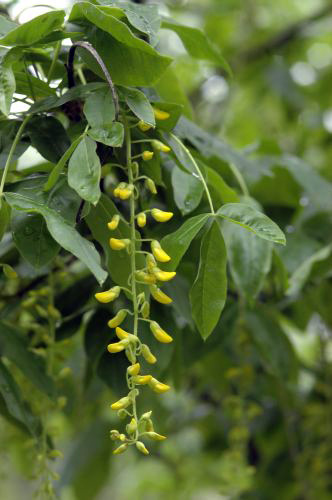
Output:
(171, 162), (203, 215)
(0, 63), (15, 116)
(27, 116), (71, 164)
(68, 136), (101, 205)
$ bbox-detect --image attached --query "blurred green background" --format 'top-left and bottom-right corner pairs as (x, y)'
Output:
(2, 1), (332, 499)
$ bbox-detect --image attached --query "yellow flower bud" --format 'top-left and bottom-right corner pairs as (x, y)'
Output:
(95, 286), (120, 303)
(113, 182), (126, 198)
(136, 441), (149, 455)
(110, 429), (120, 440)
(109, 238), (130, 251)
(107, 214), (120, 230)
(117, 409), (127, 419)
(151, 240), (171, 263)
(115, 326), (129, 340)
(132, 374), (152, 385)
(146, 254), (157, 272)
(141, 411), (152, 420)
(113, 443), (128, 455)
(142, 150), (154, 161)
(145, 178), (157, 194)
(107, 339), (129, 353)
(127, 363), (140, 376)
(135, 270), (157, 284)
(141, 301), (150, 319)
(145, 432), (167, 441)
(126, 418), (137, 434)
(118, 184), (134, 200)
(141, 344), (157, 364)
(137, 212), (146, 228)
(154, 269), (176, 282)
(153, 107), (170, 121)
(151, 208), (173, 222)
(152, 140), (171, 153)
(108, 309), (127, 328)
(125, 348), (136, 364)
(150, 285), (172, 304)
(148, 377), (171, 394)
(111, 396), (131, 410)
(138, 120), (152, 132)
(119, 433), (127, 442)
(150, 321), (173, 343)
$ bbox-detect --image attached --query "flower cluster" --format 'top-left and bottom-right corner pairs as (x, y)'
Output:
(94, 107), (175, 455)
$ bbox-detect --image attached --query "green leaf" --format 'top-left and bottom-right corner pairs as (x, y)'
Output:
(0, 120), (29, 166)
(286, 244), (332, 296)
(224, 221), (272, 303)
(83, 88), (115, 128)
(0, 10), (66, 46)
(190, 221), (227, 340)
(205, 166), (239, 203)
(14, 71), (55, 99)
(88, 122), (124, 147)
(0, 63), (15, 116)
(246, 310), (297, 380)
(119, 86), (155, 126)
(85, 194), (144, 288)
(11, 212), (60, 269)
(217, 203), (286, 245)
(171, 162), (203, 215)
(0, 200), (10, 242)
(154, 65), (193, 119)
(27, 116), (71, 164)
(0, 320), (55, 397)
(161, 213), (210, 271)
(68, 136), (101, 205)
(0, 16), (17, 38)
(44, 134), (85, 192)
(0, 359), (38, 435)
(69, 3), (172, 86)
(161, 18), (231, 74)
(4, 192), (107, 285)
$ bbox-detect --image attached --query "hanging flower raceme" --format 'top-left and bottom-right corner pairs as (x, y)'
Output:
(94, 107), (175, 456)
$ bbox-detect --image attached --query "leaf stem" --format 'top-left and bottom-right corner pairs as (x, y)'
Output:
(228, 162), (249, 197)
(0, 115), (31, 199)
(170, 133), (215, 214)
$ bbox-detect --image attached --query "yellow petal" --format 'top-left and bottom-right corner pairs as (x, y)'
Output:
(151, 208), (173, 222)
(153, 107), (170, 121)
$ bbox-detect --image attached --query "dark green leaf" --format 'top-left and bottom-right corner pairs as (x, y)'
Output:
(217, 203), (286, 245)
(171, 162), (203, 215)
(5, 191), (107, 285)
(0, 120), (29, 166)
(88, 122), (124, 147)
(68, 136), (101, 205)
(27, 116), (71, 164)
(190, 221), (227, 340)
(0, 321), (55, 397)
(161, 213), (210, 271)
(0, 10), (66, 46)
(119, 86), (155, 126)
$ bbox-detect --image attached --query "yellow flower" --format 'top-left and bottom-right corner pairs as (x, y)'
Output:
(146, 254), (157, 272)
(152, 140), (171, 153)
(127, 363), (140, 376)
(150, 321), (173, 343)
(145, 178), (157, 194)
(145, 432), (167, 441)
(151, 240), (171, 263)
(136, 441), (149, 455)
(135, 270), (157, 284)
(108, 309), (127, 328)
(154, 269), (176, 282)
(137, 212), (146, 228)
(138, 120), (152, 132)
(107, 214), (120, 230)
(113, 443), (128, 455)
(153, 107), (170, 121)
(127, 418), (137, 434)
(148, 377), (171, 394)
(95, 286), (120, 303)
(111, 396), (131, 410)
(150, 285), (172, 304)
(109, 238), (130, 250)
(107, 339), (129, 353)
(151, 208), (173, 222)
(141, 344), (157, 365)
(115, 326), (129, 340)
(133, 374), (152, 385)
(142, 150), (154, 161)
(119, 185), (134, 200)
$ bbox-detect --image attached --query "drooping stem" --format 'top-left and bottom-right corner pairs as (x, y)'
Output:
(0, 115), (31, 198)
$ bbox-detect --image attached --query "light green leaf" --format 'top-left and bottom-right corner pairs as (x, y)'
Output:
(154, 65), (193, 119)
(161, 17), (231, 74)
(190, 221), (227, 340)
(161, 213), (210, 271)
(4, 192), (107, 285)
(0, 16), (17, 38)
(0, 63), (15, 116)
(69, 3), (172, 86)
(88, 122), (124, 147)
(217, 203), (286, 245)
(0, 320), (55, 397)
(68, 136), (101, 205)
(224, 221), (272, 303)
(0, 10), (65, 46)
(83, 88), (115, 128)
(119, 86), (155, 126)
(171, 162), (203, 215)
(286, 244), (332, 296)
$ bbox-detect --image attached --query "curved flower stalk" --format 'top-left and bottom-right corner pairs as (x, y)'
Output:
(95, 108), (173, 455)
